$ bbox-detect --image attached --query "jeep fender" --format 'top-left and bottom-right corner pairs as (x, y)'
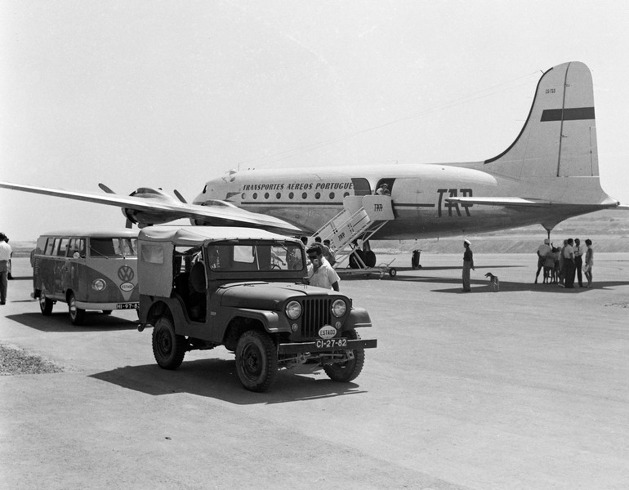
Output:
(345, 307), (372, 329)
(220, 307), (289, 334)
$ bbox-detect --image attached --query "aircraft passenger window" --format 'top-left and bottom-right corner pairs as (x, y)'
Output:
(241, 193), (245, 199)
(253, 193), (258, 199)
(276, 193), (281, 199)
(344, 192), (350, 198)
(329, 192), (335, 199)
(264, 193), (269, 199)
(289, 192), (294, 199)
(315, 192), (321, 199)
(302, 192), (307, 199)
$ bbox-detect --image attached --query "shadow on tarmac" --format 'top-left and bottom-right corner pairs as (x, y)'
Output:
(5, 312), (139, 332)
(91, 358), (367, 405)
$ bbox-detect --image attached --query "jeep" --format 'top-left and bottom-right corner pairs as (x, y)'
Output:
(137, 226), (376, 392)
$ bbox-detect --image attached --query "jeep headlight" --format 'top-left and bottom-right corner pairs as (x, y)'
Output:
(92, 278), (107, 292)
(285, 300), (302, 320)
(332, 299), (347, 317)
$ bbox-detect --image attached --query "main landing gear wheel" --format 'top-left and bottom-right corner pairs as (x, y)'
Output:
(152, 315), (186, 370)
(323, 329), (365, 383)
(68, 292), (85, 325)
(388, 268), (397, 277)
(235, 330), (278, 392)
(39, 294), (53, 316)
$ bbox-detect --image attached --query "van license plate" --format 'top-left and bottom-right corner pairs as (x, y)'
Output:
(116, 303), (139, 310)
(315, 338), (347, 349)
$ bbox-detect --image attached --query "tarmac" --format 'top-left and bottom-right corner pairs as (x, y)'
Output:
(1, 253), (629, 489)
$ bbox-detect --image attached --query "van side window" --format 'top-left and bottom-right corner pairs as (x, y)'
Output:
(69, 238), (85, 257)
(57, 238), (69, 257)
(44, 238), (55, 256)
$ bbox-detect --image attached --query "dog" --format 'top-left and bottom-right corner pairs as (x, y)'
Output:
(484, 272), (500, 292)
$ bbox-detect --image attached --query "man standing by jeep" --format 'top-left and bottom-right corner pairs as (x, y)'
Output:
(305, 245), (340, 291)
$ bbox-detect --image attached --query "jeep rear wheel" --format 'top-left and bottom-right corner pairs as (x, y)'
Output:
(323, 329), (365, 382)
(152, 316), (186, 370)
(235, 330), (278, 392)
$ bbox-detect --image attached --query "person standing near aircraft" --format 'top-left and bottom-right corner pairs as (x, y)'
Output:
(304, 245), (340, 291)
(462, 239), (474, 292)
(584, 239), (594, 288)
(535, 238), (552, 284)
(563, 238), (576, 288)
(0, 233), (12, 305)
(574, 238), (584, 287)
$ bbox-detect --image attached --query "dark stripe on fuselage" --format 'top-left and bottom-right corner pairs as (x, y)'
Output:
(541, 107), (595, 122)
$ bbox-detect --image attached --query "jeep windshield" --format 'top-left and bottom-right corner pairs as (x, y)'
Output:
(207, 241), (305, 272)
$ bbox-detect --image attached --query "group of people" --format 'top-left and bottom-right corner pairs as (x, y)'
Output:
(0, 232), (12, 305)
(535, 237), (594, 288)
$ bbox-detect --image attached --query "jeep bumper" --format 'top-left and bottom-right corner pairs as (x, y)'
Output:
(278, 339), (377, 355)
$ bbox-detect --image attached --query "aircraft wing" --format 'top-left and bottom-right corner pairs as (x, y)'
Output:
(0, 181), (301, 232)
(446, 196), (625, 209)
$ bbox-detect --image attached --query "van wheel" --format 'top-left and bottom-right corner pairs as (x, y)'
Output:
(235, 330), (278, 392)
(152, 316), (186, 370)
(68, 293), (86, 325)
(323, 329), (365, 382)
(39, 295), (53, 316)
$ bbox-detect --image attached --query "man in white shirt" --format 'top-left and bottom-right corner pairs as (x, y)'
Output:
(0, 233), (12, 305)
(535, 238), (552, 284)
(305, 245), (340, 291)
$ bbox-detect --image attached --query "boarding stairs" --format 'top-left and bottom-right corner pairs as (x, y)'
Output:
(310, 195), (395, 270)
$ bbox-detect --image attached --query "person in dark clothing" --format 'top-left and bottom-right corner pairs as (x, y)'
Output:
(562, 238), (576, 288)
(574, 238), (584, 287)
(462, 239), (474, 292)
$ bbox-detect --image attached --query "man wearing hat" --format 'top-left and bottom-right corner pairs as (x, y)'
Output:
(535, 238), (552, 284)
(462, 239), (474, 292)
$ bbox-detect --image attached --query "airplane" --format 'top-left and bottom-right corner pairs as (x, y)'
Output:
(1, 61), (627, 261)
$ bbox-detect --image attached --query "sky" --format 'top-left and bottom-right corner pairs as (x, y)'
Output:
(1, 0), (628, 241)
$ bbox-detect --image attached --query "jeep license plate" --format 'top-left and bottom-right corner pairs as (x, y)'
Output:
(116, 303), (138, 310)
(315, 338), (348, 349)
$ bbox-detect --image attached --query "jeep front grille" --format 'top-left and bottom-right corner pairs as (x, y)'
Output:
(301, 298), (332, 338)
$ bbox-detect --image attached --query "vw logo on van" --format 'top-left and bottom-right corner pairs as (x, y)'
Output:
(118, 265), (135, 282)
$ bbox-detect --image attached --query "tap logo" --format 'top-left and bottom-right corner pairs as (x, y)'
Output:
(118, 265), (135, 282)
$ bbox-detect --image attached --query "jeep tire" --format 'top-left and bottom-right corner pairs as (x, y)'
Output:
(235, 330), (278, 392)
(152, 315), (186, 370)
(323, 328), (365, 382)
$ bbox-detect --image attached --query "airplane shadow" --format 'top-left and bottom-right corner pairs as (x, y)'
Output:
(5, 312), (139, 332)
(90, 359), (367, 406)
(425, 280), (629, 293)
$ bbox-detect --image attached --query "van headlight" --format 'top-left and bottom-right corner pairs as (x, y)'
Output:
(92, 278), (107, 291)
(332, 299), (347, 317)
(285, 300), (302, 320)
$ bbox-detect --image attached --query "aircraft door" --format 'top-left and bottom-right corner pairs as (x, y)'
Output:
(351, 178), (372, 196)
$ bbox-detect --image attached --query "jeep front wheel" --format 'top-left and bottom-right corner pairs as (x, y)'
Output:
(152, 315), (186, 370)
(235, 330), (278, 392)
(323, 329), (365, 382)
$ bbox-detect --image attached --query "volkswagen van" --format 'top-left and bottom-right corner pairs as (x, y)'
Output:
(137, 226), (377, 392)
(32, 230), (139, 325)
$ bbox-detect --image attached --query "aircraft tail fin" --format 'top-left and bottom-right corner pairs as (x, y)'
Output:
(484, 61), (599, 181)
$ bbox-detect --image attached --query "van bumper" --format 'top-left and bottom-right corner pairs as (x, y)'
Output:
(75, 301), (139, 311)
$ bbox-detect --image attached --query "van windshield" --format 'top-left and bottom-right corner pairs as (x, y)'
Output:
(89, 238), (138, 258)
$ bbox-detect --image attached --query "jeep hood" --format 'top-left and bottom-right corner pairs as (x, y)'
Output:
(218, 282), (336, 310)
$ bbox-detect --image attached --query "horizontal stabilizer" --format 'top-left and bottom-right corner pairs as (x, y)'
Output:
(446, 196), (623, 209)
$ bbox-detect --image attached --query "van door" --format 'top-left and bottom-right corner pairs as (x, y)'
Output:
(54, 238), (70, 297)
